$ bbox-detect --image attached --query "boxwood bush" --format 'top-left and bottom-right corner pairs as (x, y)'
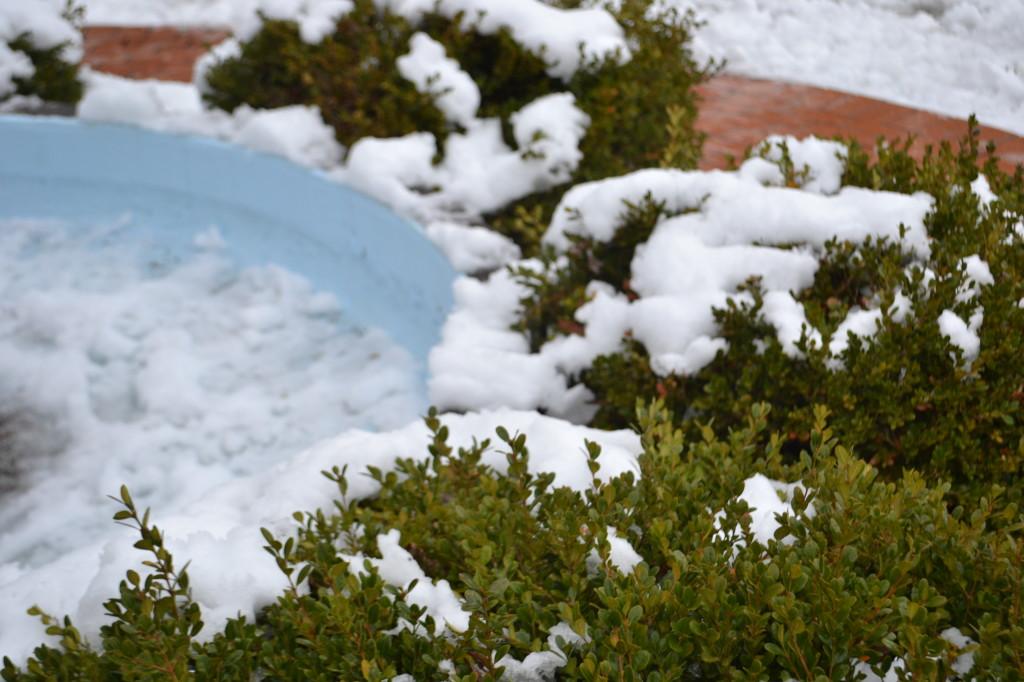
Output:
(4, 404), (1022, 679)
(518, 121), (1024, 505)
(1, 3), (83, 106)
(200, 0), (710, 253)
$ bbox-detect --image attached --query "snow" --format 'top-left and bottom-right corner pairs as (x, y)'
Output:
(604, 527), (643, 572)
(0, 217), (422, 571)
(714, 473), (809, 549)
(511, 93), (591, 184)
(78, 71), (344, 169)
(751, 135), (848, 194)
(378, 0), (629, 80)
(335, 92), (591, 222)
(0, 0), (81, 99)
(971, 174), (998, 207)
(497, 621), (588, 681)
(0, 407), (641, 662)
(828, 307), (883, 361)
(78, 0), (628, 79)
(938, 308), (982, 365)
(675, 0), (1024, 135)
(955, 253), (994, 303)
(543, 167), (932, 256)
(0, 42), (33, 99)
(431, 150), (933, 418)
(234, 0), (352, 43)
(343, 528), (470, 635)
(424, 221), (521, 274)
(397, 32), (480, 127)
(761, 290), (821, 358)
(940, 626), (977, 676)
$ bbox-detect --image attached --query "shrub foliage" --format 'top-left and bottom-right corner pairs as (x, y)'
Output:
(5, 405), (1023, 679)
(518, 121), (1024, 504)
(201, 0), (710, 253)
(2, 3), (84, 105)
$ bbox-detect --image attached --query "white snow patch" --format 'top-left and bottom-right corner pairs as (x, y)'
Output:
(511, 92), (591, 186)
(78, 72), (344, 169)
(0, 218), (422, 570)
(955, 254), (994, 303)
(586, 526), (644, 575)
(761, 291), (821, 358)
(343, 529), (469, 635)
(0, 0), (81, 99)
(828, 307), (883, 364)
(380, 0), (629, 80)
(336, 94), (591, 222)
(971, 174), (998, 207)
(714, 474), (810, 549)
(397, 32), (480, 127)
(674, 0), (1024, 135)
(853, 657), (906, 682)
(496, 621), (589, 681)
(938, 308), (982, 364)
(751, 135), (848, 194)
(940, 626), (976, 676)
(425, 221), (521, 273)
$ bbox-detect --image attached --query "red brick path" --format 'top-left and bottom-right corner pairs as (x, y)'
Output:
(696, 75), (1024, 173)
(82, 26), (1024, 173)
(83, 26), (230, 83)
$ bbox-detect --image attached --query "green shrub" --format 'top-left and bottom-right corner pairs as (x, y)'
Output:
(515, 121), (1024, 502)
(201, 0), (710, 254)
(5, 405), (1023, 679)
(2, 3), (84, 106)
(4, 35), (83, 105)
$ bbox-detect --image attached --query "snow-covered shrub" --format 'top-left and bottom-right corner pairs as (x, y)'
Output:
(507, 121), (1024, 501)
(4, 404), (1022, 678)
(0, 2), (83, 106)
(199, 0), (709, 253)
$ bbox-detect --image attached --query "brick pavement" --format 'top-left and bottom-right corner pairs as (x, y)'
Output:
(81, 26), (1024, 172)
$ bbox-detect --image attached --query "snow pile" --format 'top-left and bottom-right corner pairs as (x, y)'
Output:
(429, 140), (934, 419)
(397, 32), (479, 127)
(0, 0), (81, 100)
(380, 0), (628, 80)
(0, 216), (423, 623)
(748, 135), (848, 194)
(78, 73), (344, 169)
(335, 91), (590, 222)
(79, 0), (628, 80)
(675, 0), (1024, 134)
(424, 221), (521, 274)
(0, 407), (641, 662)
(233, 0), (353, 43)
(83, 54), (590, 230)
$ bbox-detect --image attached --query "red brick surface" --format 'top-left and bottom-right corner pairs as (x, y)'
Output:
(695, 75), (1024, 173)
(83, 26), (230, 83)
(82, 26), (1024, 172)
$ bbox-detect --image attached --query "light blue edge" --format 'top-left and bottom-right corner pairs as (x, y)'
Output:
(0, 115), (457, 389)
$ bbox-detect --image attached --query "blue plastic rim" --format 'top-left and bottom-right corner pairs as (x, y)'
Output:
(0, 115), (456, 382)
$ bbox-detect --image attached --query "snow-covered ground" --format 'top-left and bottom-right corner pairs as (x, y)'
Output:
(675, 0), (1024, 135)
(68, 0), (1024, 135)
(0, 217), (422, 567)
